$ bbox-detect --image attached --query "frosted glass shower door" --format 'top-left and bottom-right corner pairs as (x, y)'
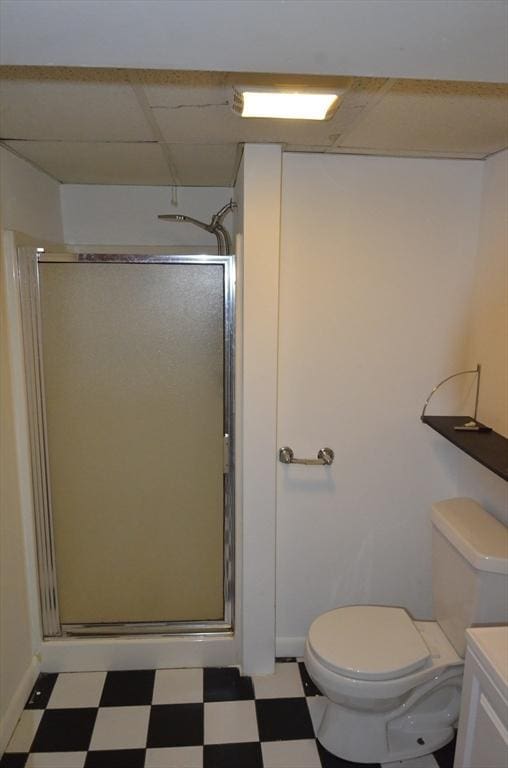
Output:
(37, 259), (230, 628)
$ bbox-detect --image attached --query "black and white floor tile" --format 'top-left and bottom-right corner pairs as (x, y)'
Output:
(1, 661), (456, 768)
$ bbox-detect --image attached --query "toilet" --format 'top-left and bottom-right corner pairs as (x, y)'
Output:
(304, 498), (508, 764)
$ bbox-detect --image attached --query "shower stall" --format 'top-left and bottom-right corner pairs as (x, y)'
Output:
(18, 242), (236, 643)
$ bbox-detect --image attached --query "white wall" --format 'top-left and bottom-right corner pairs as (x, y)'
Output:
(276, 152), (485, 654)
(1, 1), (507, 83)
(457, 149), (508, 525)
(61, 184), (232, 251)
(467, 150), (508, 439)
(0, 149), (63, 751)
(234, 145), (282, 674)
(0, 147), (63, 242)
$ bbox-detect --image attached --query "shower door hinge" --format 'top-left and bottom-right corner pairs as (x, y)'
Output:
(223, 433), (230, 474)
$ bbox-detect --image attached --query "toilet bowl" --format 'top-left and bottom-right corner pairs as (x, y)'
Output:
(304, 606), (463, 763)
(304, 499), (508, 764)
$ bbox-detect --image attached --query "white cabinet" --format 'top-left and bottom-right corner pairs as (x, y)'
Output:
(454, 627), (508, 768)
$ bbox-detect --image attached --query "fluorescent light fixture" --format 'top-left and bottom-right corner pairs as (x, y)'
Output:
(233, 87), (340, 120)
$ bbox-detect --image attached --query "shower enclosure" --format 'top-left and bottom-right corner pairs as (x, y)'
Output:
(18, 248), (235, 639)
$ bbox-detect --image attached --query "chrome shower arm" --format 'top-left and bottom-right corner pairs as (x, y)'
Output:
(158, 199), (236, 255)
(157, 214), (215, 233)
(210, 200), (237, 229)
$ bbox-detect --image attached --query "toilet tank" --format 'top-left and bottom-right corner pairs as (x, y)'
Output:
(431, 498), (508, 657)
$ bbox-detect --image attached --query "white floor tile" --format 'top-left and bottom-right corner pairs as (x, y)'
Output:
(47, 671), (106, 709)
(145, 746), (203, 767)
(262, 739), (322, 768)
(204, 700), (259, 744)
(153, 668), (203, 704)
(89, 705), (150, 750)
(382, 754), (439, 768)
(25, 752), (87, 767)
(306, 695), (327, 733)
(5, 710), (43, 752)
(252, 662), (304, 699)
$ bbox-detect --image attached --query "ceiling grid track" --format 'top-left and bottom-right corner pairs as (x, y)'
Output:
(129, 75), (181, 187)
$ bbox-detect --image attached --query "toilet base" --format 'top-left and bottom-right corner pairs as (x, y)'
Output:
(314, 665), (463, 765)
(317, 698), (456, 764)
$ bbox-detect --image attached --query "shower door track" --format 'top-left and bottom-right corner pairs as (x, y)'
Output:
(18, 249), (236, 639)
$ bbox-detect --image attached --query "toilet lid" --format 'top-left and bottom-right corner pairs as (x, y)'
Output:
(308, 606), (431, 681)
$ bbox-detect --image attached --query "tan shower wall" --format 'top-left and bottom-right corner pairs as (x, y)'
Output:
(39, 262), (224, 624)
(0, 246), (33, 727)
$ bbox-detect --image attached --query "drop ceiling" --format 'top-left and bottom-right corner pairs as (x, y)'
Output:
(1, 67), (507, 186)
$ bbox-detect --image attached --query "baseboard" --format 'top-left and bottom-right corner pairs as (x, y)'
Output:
(275, 636), (306, 659)
(0, 655), (40, 755)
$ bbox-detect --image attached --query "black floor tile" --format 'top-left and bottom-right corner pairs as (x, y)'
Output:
(25, 673), (58, 709)
(204, 667), (254, 702)
(30, 708), (97, 752)
(0, 756), (27, 768)
(84, 749), (146, 767)
(275, 657), (297, 663)
(147, 703), (204, 748)
(99, 669), (155, 707)
(204, 742), (263, 768)
(434, 733), (457, 768)
(317, 741), (381, 768)
(299, 661), (322, 696)
(256, 697), (315, 742)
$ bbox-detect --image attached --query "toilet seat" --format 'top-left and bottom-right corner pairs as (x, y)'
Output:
(308, 606), (431, 681)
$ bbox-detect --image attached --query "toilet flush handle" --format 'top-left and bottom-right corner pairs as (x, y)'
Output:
(279, 447), (334, 466)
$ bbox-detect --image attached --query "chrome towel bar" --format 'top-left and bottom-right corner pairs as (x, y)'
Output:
(279, 446), (334, 466)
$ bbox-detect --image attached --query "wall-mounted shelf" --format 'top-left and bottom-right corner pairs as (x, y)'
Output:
(422, 416), (508, 481)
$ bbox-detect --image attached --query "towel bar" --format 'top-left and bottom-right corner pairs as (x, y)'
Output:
(279, 446), (334, 466)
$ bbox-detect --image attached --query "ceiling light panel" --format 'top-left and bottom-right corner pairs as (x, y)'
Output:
(233, 88), (341, 120)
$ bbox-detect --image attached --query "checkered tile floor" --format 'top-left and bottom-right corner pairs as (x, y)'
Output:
(1, 660), (456, 768)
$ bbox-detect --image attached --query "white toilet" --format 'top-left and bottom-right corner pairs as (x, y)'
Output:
(304, 498), (508, 764)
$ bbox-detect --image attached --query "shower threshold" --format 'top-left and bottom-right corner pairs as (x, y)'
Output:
(57, 621), (233, 639)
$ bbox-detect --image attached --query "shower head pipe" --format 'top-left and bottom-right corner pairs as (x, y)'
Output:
(158, 199), (236, 254)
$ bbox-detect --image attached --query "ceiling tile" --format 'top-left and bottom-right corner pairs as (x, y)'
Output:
(0, 71), (152, 141)
(150, 78), (385, 148)
(169, 144), (240, 186)
(340, 80), (508, 157)
(153, 102), (342, 146)
(4, 141), (174, 184)
(139, 70), (229, 108)
(1, 67), (506, 185)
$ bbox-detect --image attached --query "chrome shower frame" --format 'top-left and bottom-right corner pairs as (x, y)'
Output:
(18, 248), (236, 639)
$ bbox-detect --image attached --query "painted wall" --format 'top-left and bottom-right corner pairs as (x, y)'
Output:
(457, 149), (508, 524)
(61, 184), (233, 252)
(0, 147), (63, 242)
(234, 145), (282, 674)
(0, 148), (63, 750)
(1, 1), (507, 83)
(275, 152), (485, 654)
(0, 249), (34, 748)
